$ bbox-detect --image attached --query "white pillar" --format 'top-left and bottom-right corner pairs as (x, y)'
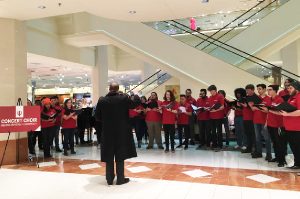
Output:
(280, 40), (300, 80)
(92, 46), (109, 105)
(0, 18), (28, 165)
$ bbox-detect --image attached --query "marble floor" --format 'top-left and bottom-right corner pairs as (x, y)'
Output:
(1, 142), (300, 199)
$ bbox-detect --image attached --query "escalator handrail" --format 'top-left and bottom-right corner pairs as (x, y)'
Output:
(127, 69), (161, 94)
(168, 20), (300, 79)
(201, 0), (281, 51)
(138, 73), (168, 93)
(195, 0), (267, 48)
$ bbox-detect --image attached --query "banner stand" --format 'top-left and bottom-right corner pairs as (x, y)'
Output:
(0, 132), (11, 168)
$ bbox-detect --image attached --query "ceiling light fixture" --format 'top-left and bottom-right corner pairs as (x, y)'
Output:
(38, 5), (46, 9)
(128, 10), (136, 14)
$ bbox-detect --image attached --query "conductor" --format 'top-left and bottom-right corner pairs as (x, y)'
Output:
(95, 82), (137, 185)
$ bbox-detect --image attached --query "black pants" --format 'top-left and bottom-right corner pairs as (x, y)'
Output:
(222, 117), (230, 146)
(61, 128), (75, 151)
(106, 161), (125, 183)
(42, 126), (55, 157)
(286, 130), (300, 166)
(177, 124), (190, 146)
(28, 131), (43, 153)
(210, 119), (223, 148)
(52, 125), (60, 149)
(268, 126), (286, 163)
(163, 124), (175, 150)
(243, 120), (255, 152)
(135, 118), (147, 141)
(198, 120), (211, 147)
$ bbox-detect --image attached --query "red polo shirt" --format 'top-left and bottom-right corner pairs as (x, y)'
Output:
(61, 109), (77, 129)
(54, 105), (62, 126)
(41, 107), (56, 128)
(129, 109), (139, 118)
(235, 109), (243, 117)
(186, 96), (196, 105)
(279, 89), (290, 101)
(253, 95), (270, 124)
(283, 92), (300, 131)
(145, 100), (162, 122)
(196, 97), (210, 120)
(267, 95), (283, 128)
(208, 94), (224, 120)
(161, 101), (179, 124)
(177, 103), (192, 125)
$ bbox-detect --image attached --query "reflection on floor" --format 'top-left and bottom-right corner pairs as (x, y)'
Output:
(2, 144), (300, 198)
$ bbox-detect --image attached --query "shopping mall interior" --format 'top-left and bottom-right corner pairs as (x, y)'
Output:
(0, 0), (300, 198)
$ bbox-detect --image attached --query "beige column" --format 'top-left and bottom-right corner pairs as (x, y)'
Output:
(0, 18), (28, 165)
(280, 40), (300, 81)
(92, 46), (109, 105)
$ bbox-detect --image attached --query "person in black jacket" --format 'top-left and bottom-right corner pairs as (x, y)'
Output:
(95, 83), (137, 185)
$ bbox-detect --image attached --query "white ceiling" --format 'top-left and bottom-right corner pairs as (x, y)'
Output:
(27, 53), (142, 89)
(0, 0), (259, 22)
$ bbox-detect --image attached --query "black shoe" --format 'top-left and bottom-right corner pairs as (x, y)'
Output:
(146, 146), (153, 149)
(189, 140), (195, 145)
(171, 149), (175, 153)
(63, 150), (68, 156)
(158, 146), (164, 150)
(289, 165), (300, 169)
(176, 144), (182, 148)
(241, 149), (251, 153)
(56, 148), (62, 153)
(44, 154), (52, 158)
(116, 178), (130, 185)
(278, 162), (285, 167)
(165, 149), (169, 153)
(184, 146), (188, 150)
(265, 156), (272, 162)
(268, 158), (278, 163)
(71, 150), (76, 154)
(252, 153), (263, 158)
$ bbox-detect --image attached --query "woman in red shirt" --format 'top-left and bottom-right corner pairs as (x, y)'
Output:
(61, 99), (77, 156)
(41, 98), (57, 158)
(160, 90), (179, 152)
(177, 95), (192, 149)
(281, 81), (300, 169)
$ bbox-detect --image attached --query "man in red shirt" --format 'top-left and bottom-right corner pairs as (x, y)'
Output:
(250, 84), (272, 160)
(185, 89), (197, 145)
(207, 85), (225, 151)
(281, 81), (300, 169)
(145, 92), (164, 150)
(238, 84), (255, 154)
(177, 95), (192, 149)
(41, 98), (57, 158)
(263, 85), (286, 167)
(196, 89), (211, 149)
(279, 78), (293, 102)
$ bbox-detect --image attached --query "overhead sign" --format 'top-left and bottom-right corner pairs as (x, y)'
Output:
(0, 106), (41, 133)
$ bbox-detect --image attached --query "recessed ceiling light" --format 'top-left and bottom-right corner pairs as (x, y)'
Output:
(38, 5), (46, 9)
(128, 10), (136, 14)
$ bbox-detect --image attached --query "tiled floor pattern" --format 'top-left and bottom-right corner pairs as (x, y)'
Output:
(3, 158), (300, 191)
(1, 168), (300, 199)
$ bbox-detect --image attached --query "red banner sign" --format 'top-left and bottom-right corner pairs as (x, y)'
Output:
(0, 106), (41, 133)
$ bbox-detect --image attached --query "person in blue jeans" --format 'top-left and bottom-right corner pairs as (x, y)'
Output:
(249, 84), (272, 161)
(233, 88), (247, 150)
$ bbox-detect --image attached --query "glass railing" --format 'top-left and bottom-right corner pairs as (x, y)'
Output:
(138, 72), (171, 96)
(126, 70), (172, 96)
(146, 20), (299, 86)
(145, 0), (290, 54)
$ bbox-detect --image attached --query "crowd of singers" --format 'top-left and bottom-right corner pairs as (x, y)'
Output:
(28, 78), (300, 170)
